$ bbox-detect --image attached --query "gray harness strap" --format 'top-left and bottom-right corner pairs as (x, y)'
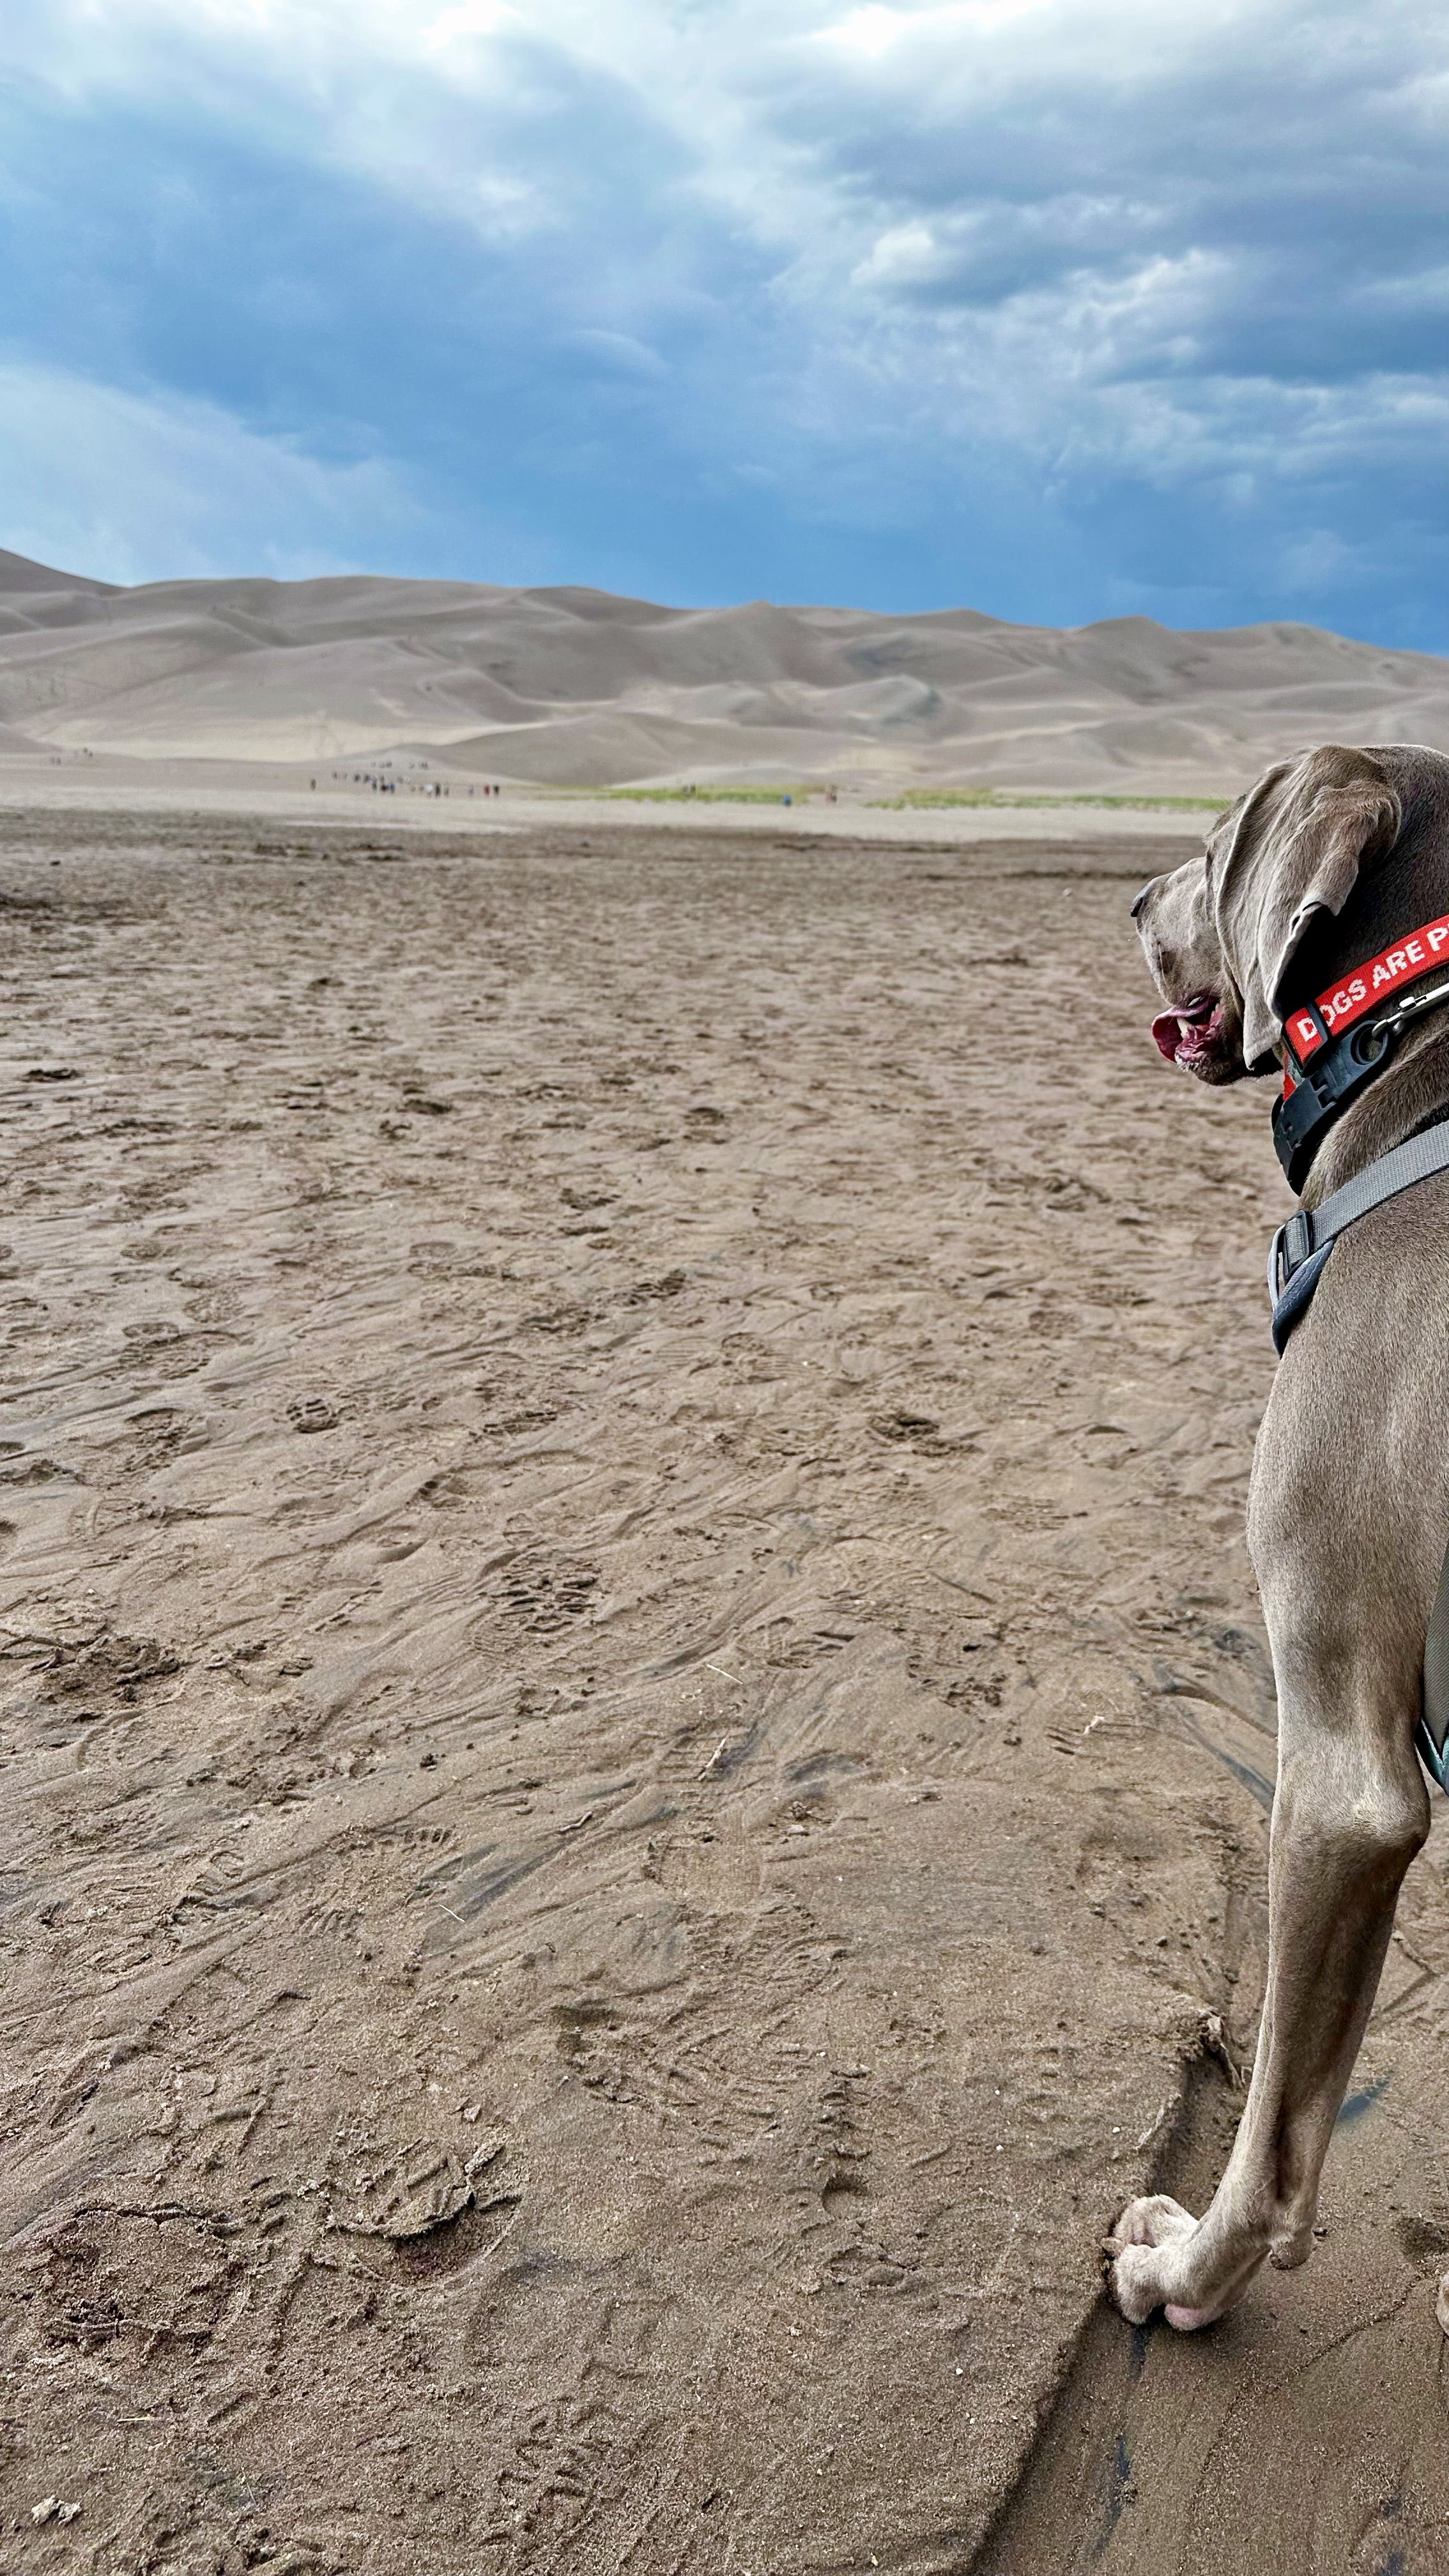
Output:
(1268, 1117), (1449, 1342)
(1266, 1114), (1449, 1789)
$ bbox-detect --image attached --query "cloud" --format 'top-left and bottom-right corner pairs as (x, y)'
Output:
(555, 330), (670, 378)
(0, 0), (1444, 643)
(0, 358), (425, 583)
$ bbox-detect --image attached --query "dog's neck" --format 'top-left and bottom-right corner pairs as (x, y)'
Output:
(1297, 1012), (1449, 1209)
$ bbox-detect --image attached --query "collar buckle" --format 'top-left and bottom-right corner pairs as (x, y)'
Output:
(1272, 1015), (1402, 1190)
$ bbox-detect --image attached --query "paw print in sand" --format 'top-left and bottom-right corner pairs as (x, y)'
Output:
(288, 1396), (339, 1434)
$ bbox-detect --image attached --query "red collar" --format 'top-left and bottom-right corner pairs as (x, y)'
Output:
(1282, 912), (1449, 1084)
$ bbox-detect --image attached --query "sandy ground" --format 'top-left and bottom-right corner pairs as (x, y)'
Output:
(3, 806), (1448, 2576)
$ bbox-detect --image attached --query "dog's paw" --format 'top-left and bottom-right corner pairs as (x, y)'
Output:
(1108, 2191), (1198, 2252)
(1104, 2195), (1208, 2329)
(1437, 2270), (1449, 2339)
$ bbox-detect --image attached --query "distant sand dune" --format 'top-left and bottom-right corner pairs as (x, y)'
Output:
(0, 548), (1443, 788)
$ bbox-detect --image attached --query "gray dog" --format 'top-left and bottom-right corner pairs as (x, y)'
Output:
(1108, 740), (1449, 2334)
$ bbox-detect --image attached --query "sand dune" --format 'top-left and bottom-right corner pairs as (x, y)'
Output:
(0, 546), (1444, 788)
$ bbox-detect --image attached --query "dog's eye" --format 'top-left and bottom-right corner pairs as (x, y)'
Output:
(1130, 888), (1149, 919)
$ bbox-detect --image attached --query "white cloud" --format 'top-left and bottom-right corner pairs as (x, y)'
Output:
(0, 359), (424, 583)
(424, 1), (518, 49)
(818, 0), (1053, 56)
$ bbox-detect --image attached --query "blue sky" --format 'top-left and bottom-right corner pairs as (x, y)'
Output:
(1, 0), (1445, 643)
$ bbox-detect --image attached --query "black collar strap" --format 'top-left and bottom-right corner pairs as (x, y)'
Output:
(1273, 912), (1449, 1190)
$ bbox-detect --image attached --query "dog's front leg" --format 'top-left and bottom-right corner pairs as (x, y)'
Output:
(1107, 1699), (1428, 2331)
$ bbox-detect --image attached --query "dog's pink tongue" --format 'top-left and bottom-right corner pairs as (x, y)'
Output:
(1151, 1010), (1184, 1062)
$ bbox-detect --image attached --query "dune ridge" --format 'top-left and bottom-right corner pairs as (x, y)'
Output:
(0, 548), (1444, 788)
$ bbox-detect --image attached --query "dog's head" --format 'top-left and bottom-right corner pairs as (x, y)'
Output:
(1132, 744), (1402, 1084)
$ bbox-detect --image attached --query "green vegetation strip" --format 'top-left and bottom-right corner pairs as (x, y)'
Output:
(583, 784), (1227, 812)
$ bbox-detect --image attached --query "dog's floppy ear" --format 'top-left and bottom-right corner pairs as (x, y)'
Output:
(1219, 744), (1401, 1067)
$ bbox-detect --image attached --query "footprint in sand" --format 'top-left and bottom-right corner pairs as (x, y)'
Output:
(288, 1396), (340, 1434)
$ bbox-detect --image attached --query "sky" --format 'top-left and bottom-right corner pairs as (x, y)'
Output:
(0, 0), (1445, 643)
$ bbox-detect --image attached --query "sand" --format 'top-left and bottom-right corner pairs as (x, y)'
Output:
(3, 799), (1448, 2572)
(3, 547), (1447, 792)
